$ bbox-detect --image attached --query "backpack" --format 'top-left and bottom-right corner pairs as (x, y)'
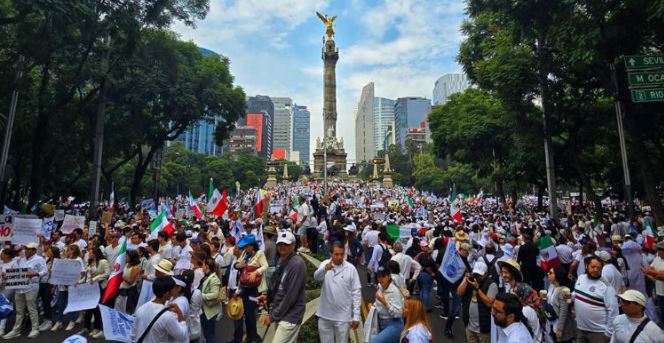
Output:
(378, 244), (392, 266)
(482, 256), (500, 284)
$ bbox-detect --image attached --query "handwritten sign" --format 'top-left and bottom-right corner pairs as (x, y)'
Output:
(0, 222), (12, 242)
(12, 217), (42, 245)
(88, 221), (97, 237)
(61, 215), (85, 234)
(50, 259), (82, 285)
(101, 211), (112, 226)
(4, 268), (30, 290)
(100, 304), (133, 343)
(64, 282), (100, 314)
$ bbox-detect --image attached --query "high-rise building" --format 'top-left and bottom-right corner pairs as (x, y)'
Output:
(355, 83), (375, 163)
(174, 116), (224, 156)
(271, 97), (293, 159)
(245, 95), (274, 158)
(373, 97), (395, 153)
(292, 104), (310, 165)
(433, 73), (470, 105)
(394, 97), (431, 148)
(245, 113), (272, 158)
(227, 126), (258, 154)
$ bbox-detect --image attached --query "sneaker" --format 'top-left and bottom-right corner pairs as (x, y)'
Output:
(50, 322), (62, 331)
(89, 329), (99, 336)
(27, 330), (39, 339)
(91, 330), (104, 339)
(65, 322), (75, 331)
(38, 321), (52, 331)
(434, 304), (443, 309)
(76, 328), (88, 336)
(75, 313), (84, 324)
(2, 330), (20, 339)
(439, 313), (448, 319)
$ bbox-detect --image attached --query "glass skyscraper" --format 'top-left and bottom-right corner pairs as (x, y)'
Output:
(433, 73), (470, 105)
(292, 104), (310, 165)
(394, 97), (431, 148)
(372, 97), (396, 153)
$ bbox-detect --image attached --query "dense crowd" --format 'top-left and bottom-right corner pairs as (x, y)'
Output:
(0, 181), (662, 343)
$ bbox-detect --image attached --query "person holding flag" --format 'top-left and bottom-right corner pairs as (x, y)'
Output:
(188, 191), (203, 220)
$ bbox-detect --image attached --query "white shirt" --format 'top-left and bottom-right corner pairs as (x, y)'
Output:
(374, 281), (404, 319)
(296, 203), (310, 226)
(104, 243), (121, 265)
(610, 315), (664, 343)
(601, 264), (624, 294)
(391, 252), (413, 281)
(650, 256), (664, 296)
(168, 296), (190, 343)
(497, 321), (534, 343)
(364, 230), (380, 248)
(314, 259), (362, 322)
(368, 243), (385, 273)
(400, 323), (432, 343)
(573, 274), (619, 337)
(159, 242), (175, 260)
(145, 254), (161, 281)
(15, 254), (47, 293)
(555, 244), (573, 264)
(131, 302), (188, 343)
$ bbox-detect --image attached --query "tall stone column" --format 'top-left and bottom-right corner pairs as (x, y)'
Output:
(322, 39), (338, 138)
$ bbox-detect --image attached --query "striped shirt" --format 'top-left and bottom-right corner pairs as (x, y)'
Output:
(573, 274), (618, 337)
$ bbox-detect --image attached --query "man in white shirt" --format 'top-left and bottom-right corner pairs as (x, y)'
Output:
(573, 256), (619, 342)
(173, 233), (192, 273)
(3, 242), (47, 339)
(314, 242), (362, 343)
(295, 197), (312, 253)
(157, 231), (174, 263)
(611, 289), (664, 343)
(390, 242), (421, 285)
(143, 240), (161, 281)
(492, 292), (534, 343)
(131, 276), (188, 343)
(643, 240), (664, 329)
(104, 232), (121, 265)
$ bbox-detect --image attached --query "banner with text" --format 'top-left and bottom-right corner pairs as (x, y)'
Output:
(50, 259), (82, 285)
(4, 268), (30, 290)
(100, 304), (133, 343)
(61, 215), (85, 234)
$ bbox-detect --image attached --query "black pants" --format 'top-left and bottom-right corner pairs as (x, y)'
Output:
(306, 227), (319, 254)
(84, 284), (104, 330)
(38, 282), (53, 321)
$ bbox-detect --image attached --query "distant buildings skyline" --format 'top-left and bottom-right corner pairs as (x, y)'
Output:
(433, 73), (470, 105)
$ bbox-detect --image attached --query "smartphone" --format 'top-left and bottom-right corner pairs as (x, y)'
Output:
(467, 276), (475, 283)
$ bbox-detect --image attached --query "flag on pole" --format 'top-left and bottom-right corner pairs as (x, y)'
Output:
(102, 236), (127, 303)
(386, 224), (413, 240)
(231, 220), (244, 242)
(439, 241), (466, 283)
(207, 178), (214, 202)
(255, 189), (266, 218)
(149, 210), (175, 238)
(188, 192), (203, 219)
(207, 189), (228, 217)
(645, 217), (658, 250)
(450, 186), (462, 223)
(109, 186), (115, 213)
(538, 235), (561, 270)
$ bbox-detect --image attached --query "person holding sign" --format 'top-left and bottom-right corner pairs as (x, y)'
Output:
(51, 244), (84, 332)
(78, 247), (109, 338)
(0, 247), (17, 336)
(3, 242), (47, 339)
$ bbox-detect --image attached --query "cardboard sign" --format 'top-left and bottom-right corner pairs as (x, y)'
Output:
(101, 211), (112, 226)
(61, 215), (85, 234)
(50, 259), (82, 285)
(12, 217), (42, 245)
(4, 268), (30, 290)
(64, 282), (100, 314)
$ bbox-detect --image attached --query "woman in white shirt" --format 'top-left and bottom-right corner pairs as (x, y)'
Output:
(370, 266), (405, 343)
(51, 244), (84, 331)
(169, 271), (193, 343)
(400, 298), (433, 343)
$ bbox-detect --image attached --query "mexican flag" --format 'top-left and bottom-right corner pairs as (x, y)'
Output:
(255, 188), (266, 218)
(207, 189), (228, 217)
(188, 191), (203, 219)
(538, 235), (561, 271)
(207, 178), (214, 202)
(101, 236), (127, 303)
(386, 224), (412, 240)
(149, 210), (175, 238)
(407, 197), (416, 209)
(450, 187), (462, 223)
(109, 187), (115, 213)
(644, 218), (658, 250)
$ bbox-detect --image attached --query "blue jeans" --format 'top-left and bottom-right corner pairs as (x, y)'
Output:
(371, 318), (403, 343)
(417, 273), (434, 311)
(200, 312), (216, 343)
(56, 290), (75, 323)
(444, 285), (461, 330)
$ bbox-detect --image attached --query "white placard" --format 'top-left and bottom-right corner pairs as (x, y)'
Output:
(88, 221), (97, 237)
(4, 268), (30, 290)
(370, 202), (385, 209)
(50, 259), (82, 285)
(12, 217), (42, 245)
(54, 210), (65, 221)
(100, 304), (134, 343)
(61, 215), (86, 234)
(0, 222), (12, 242)
(136, 280), (153, 309)
(64, 282), (100, 314)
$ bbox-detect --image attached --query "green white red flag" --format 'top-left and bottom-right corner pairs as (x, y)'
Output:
(101, 236), (127, 303)
(450, 187), (462, 223)
(538, 235), (561, 271)
(149, 210), (175, 238)
(188, 191), (203, 219)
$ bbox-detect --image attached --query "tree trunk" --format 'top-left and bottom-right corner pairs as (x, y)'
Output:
(28, 60), (52, 207)
(495, 178), (505, 201)
(570, 151), (603, 220)
(129, 147), (157, 208)
(537, 183), (545, 211)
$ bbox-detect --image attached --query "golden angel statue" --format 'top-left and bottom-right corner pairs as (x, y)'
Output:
(316, 11), (337, 38)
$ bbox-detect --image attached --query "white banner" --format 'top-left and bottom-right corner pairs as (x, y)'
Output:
(136, 280), (153, 309)
(64, 282), (100, 314)
(12, 217), (42, 245)
(50, 259), (82, 285)
(100, 304), (134, 343)
(61, 215), (86, 234)
(88, 221), (97, 237)
(4, 268), (30, 290)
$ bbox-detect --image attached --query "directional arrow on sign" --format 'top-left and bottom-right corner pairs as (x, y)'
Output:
(629, 58), (636, 67)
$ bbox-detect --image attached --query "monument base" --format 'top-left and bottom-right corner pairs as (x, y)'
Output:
(382, 172), (394, 188)
(313, 147), (348, 180)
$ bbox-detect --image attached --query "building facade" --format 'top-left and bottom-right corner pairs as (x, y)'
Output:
(271, 97), (293, 159)
(373, 97), (395, 153)
(292, 104), (310, 165)
(394, 97), (431, 148)
(355, 82), (375, 163)
(227, 126), (258, 154)
(433, 73), (470, 105)
(174, 116), (224, 156)
(245, 112), (272, 158)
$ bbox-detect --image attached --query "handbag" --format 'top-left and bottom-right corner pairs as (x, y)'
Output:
(239, 265), (262, 288)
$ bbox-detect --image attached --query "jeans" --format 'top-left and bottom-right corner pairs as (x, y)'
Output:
(234, 287), (258, 342)
(200, 312), (217, 343)
(444, 284), (461, 330)
(306, 227), (319, 254)
(438, 274), (450, 314)
(55, 290), (75, 323)
(38, 283), (52, 321)
(12, 289), (39, 332)
(370, 318), (403, 343)
(417, 273), (434, 311)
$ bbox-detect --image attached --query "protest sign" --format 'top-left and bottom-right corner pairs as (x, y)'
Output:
(0, 221), (11, 242)
(175, 208), (185, 219)
(101, 211), (112, 226)
(41, 217), (54, 239)
(372, 213), (386, 221)
(54, 210), (65, 222)
(64, 282), (100, 314)
(141, 198), (156, 211)
(4, 268), (30, 290)
(370, 202), (385, 209)
(88, 221), (97, 237)
(61, 215), (85, 234)
(12, 216), (41, 245)
(100, 304), (134, 343)
(269, 205), (282, 214)
(50, 259), (82, 285)
(136, 280), (153, 309)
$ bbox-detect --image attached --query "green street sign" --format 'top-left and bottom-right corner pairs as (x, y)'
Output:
(631, 88), (664, 103)
(624, 54), (664, 69)
(628, 71), (664, 86)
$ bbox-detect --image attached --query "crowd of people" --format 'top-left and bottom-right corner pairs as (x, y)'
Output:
(0, 181), (661, 343)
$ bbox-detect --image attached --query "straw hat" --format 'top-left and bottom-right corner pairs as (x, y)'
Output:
(226, 296), (244, 320)
(497, 259), (523, 282)
(454, 230), (469, 242)
(154, 259), (174, 276)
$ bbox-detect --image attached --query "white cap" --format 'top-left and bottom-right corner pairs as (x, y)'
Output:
(595, 250), (611, 262)
(472, 261), (488, 276)
(618, 289), (646, 307)
(276, 231), (296, 245)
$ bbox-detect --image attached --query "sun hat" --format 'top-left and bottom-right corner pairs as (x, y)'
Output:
(238, 234), (257, 248)
(618, 289), (646, 307)
(263, 226), (277, 235)
(454, 230), (469, 242)
(154, 259), (174, 276)
(498, 259), (523, 282)
(226, 296), (244, 320)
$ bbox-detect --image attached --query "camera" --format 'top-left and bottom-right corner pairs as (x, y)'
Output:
(467, 276), (475, 283)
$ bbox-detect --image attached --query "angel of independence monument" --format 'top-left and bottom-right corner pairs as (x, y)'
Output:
(313, 12), (348, 180)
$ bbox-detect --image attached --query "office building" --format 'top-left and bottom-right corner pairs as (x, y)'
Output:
(271, 97), (293, 159)
(373, 97), (395, 153)
(433, 73), (470, 105)
(174, 116), (224, 156)
(292, 104), (310, 165)
(394, 97), (431, 148)
(245, 112), (272, 158)
(355, 83), (375, 163)
(227, 126), (258, 154)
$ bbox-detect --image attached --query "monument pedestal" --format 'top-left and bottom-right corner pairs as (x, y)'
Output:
(313, 146), (348, 180)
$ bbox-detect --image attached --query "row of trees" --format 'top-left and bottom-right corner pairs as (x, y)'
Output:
(425, 0), (664, 221)
(0, 1), (246, 207)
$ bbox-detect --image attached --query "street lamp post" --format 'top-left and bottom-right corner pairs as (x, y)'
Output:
(323, 138), (328, 196)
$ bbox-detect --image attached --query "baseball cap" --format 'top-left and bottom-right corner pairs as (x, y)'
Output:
(25, 242), (39, 249)
(276, 231), (296, 245)
(618, 289), (646, 307)
(472, 261), (488, 276)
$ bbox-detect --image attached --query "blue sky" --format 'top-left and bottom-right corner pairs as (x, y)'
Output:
(173, 0), (467, 163)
